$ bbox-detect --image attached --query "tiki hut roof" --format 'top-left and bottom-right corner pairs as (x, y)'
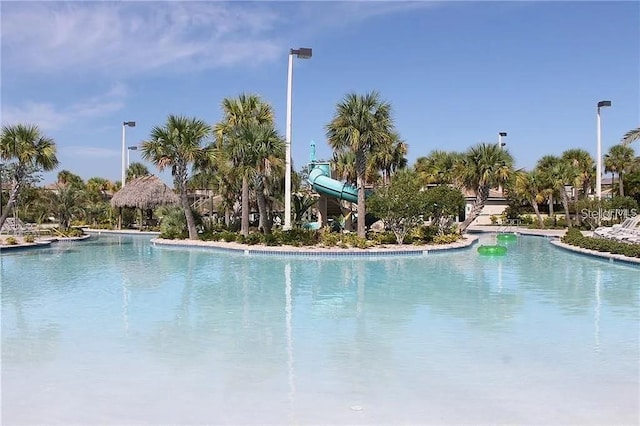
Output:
(110, 175), (179, 209)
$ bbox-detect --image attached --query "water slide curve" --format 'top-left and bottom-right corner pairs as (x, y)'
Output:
(307, 164), (358, 204)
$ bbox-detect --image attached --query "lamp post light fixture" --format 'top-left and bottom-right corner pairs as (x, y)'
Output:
(284, 47), (312, 230)
(121, 121), (136, 188)
(596, 101), (611, 200)
(498, 132), (507, 149)
(127, 146), (138, 169)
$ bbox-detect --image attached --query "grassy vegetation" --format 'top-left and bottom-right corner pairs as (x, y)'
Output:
(176, 224), (462, 249)
(561, 228), (640, 258)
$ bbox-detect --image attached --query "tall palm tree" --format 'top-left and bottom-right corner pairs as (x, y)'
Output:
(561, 148), (594, 201)
(141, 115), (213, 240)
(604, 144), (636, 197)
(414, 150), (463, 186)
(621, 127), (640, 146)
(126, 162), (150, 182)
(326, 91), (396, 238)
(457, 143), (514, 232)
(368, 132), (407, 186)
(214, 93), (275, 236)
(238, 122), (284, 234)
(48, 184), (86, 230)
(549, 160), (577, 227)
(535, 155), (561, 218)
(56, 170), (85, 189)
(332, 150), (357, 182)
(0, 124), (59, 230)
(514, 170), (545, 227)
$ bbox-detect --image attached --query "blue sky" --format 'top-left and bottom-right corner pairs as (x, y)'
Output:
(1, 1), (638, 186)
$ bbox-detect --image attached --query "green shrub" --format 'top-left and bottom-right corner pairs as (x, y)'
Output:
(66, 228), (84, 237)
(5, 236), (18, 245)
(263, 233), (279, 246)
(411, 225), (438, 243)
(320, 232), (340, 247)
(561, 228), (640, 258)
(520, 215), (535, 225)
(542, 217), (567, 229)
(24, 235), (35, 243)
(244, 233), (262, 245)
(432, 234), (460, 244)
(219, 231), (237, 242)
(371, 231), (397, 245)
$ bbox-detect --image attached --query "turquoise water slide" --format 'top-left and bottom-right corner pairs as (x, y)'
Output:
(307, 164), (359, 203)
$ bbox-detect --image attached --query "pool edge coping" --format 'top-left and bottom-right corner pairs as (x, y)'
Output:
(549, 239), (640, 266)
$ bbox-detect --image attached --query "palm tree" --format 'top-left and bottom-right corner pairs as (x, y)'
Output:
(621, 127), (640, 146)
(414, 150), (463, 186)
(56, 170), (85, 189)
(141, 115), (213, 240)
(326, 91), (396, 238)
(126, 162), (150, 182)
(0, 124), (59, 230)
(48, 184), (86, 230)
(561, 148), (594, 201)
(535, 155), (561, 219)
(368, 132), (407, 186)
(514, 170), (545, 227)
(549, 160), (577, 227)
(604, 144), (635, 196)
(214, 93), (275, 236)
(238, 122), (284, 234)
(457, 143), (514, 232)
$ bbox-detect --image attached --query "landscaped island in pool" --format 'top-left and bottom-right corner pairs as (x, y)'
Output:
(1, 233), (638, 424)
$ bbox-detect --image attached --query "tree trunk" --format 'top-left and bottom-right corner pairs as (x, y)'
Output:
(241, 175), (249, 237)
(531, 197), (544, 228)
(561, 190), (571, 228)
(256, 180), (268, 233)
(181, 190), (198, 239)
(548, 194), (555, 218)
(459, 185), (489, 232)
(357, 173), (366, 238)
(0, 182), (19, 231)
(619, 174), (625, 197)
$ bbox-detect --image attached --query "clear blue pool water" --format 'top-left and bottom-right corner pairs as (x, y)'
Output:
(1, 234), (638, 425)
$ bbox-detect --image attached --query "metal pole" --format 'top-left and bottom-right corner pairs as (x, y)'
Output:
(284, 52), (294, 230)
(596, 107), (602, 200)
(121, 123), (127, 188)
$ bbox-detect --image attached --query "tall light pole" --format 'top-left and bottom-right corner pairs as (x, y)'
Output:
(596, 101), (611, 200)
(498, 131), (507, 149)
(284, 47), (312, 230)
(127, 146), (138, 169)
(121, 121), (135, 188)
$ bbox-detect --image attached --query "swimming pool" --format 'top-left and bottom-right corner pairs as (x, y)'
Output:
(2, 234), (638, 424)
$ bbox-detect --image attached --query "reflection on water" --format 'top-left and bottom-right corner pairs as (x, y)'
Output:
(1, 234), (638, 424)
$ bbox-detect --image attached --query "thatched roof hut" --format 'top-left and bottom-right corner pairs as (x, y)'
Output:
(110, 175), (179, 209)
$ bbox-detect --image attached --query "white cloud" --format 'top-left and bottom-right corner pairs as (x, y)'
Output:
(1, 83), (127, 131)
(1, 2), (284, 77)
(1, 1), (441, 77)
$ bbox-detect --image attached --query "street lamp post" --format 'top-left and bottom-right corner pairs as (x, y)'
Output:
(127, 146), (138, 169)
(596, 101), (611, 200)
(121, 121), (136, 188)
(284, 47), (312, 230)
(498, 132), (507, 149)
